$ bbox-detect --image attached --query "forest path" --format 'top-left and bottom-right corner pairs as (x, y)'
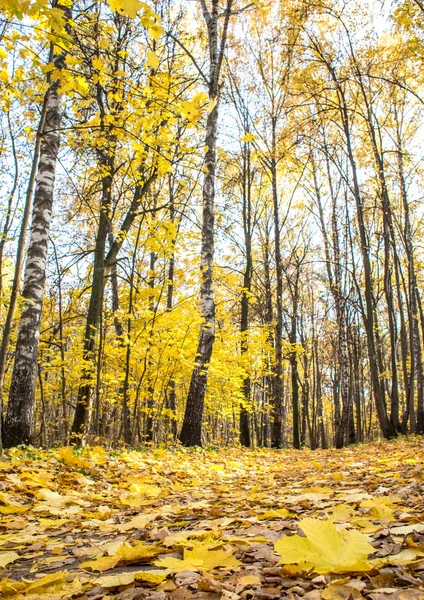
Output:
(0, 439), (424, 599)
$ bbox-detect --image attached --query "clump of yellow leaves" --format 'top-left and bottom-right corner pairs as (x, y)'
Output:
(59, 447), (90, 469)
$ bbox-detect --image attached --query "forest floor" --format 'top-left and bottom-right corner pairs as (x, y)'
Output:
(0, 438), (424, 600)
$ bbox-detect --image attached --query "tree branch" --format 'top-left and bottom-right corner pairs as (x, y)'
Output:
(105, 172), (158, 268)
(166, 31), (209, 85)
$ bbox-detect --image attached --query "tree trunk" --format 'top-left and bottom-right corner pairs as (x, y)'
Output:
(0, 51), (52, 451)
(313, 147), (350, 447)
(240, 135), (253, 447)
(290, 275), (300, 449)
(309, 40), (396, 438)
(166, 181), (178, 440)
(179, 0), (233, 446)
(3, 19), (69, 448)
(145, 247), (157, 443)
(395, 123), (423, 433)
(270, 147), (285, 448)
(71, 149), (113, 442)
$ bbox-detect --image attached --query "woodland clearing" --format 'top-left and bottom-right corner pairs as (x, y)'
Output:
(0, 438), (424, 599)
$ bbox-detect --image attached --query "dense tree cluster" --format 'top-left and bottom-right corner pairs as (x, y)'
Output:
(1, 0), (424, 449)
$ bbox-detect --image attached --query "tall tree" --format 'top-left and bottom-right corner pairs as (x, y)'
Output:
(179, 0), (234, 447)
(3, 1), (71, 448)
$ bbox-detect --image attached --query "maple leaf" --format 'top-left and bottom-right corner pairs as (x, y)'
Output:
(35, 489), (71, 507)
(274, 518), (374, 574)
(146, 50), (160, 70)
(95, 571), (137, 588)
(118, 512), (156, 531)
(135, 569), (171, 585)
(0, 492), (28, 514)
(360, 497), (400, 520)
(80, 555), (119, 572)
(24, 571), (71, 594)
(0, 552), (20, 568)
(108, 0), (142, 18)
(94, 568), (170, 588)
(258, 508), (290, 520)
(240, 133), (257, 143)
(116, 542), (163, 563)
(155, 542), (241, 573)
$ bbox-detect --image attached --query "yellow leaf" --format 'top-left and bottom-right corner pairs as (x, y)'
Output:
(135, 568), (170, 585)
(95, 571), (136, 588)
(0, 505), (27, 515)
(116, 542), (162, 563)
(80, 555), (119, 572)
(0, 492), (28, 514)
(237, 574), (261, 587)
(360, 497), (400, 520)
(25, 571), (69, 594)
(240, 133), (257, 143)
(0, 551), (19, 568)
(148, 22), (164, 40)
(330, 504), (353, 522)
(156, 543), (241, 573)
(118, 513), (156, 531)
(35, 489), (69, 507)
(0, 578), (26, 595)
(186, 544), (240, 571)
(258, 508), (290, 520)
(109, 0), (142, 18)
(3, 517), (26, 530)
(94, 568), (169, 588)
(371, 548), (424, 567)
(38, 518), (70, 528)
(127, 483), (161, 497)
(274, 518), (374, 574)
(59, 447), (90, 469)
(146, 50), (160, 69)
(91, 56), (103, 72)
(154, 555), (203, 573)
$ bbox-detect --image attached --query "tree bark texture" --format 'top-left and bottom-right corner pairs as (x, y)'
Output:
(180, 0), (233, 446)
(3, 35), (68, 448)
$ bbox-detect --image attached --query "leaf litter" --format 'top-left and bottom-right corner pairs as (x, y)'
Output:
(0, 438), (424, 599)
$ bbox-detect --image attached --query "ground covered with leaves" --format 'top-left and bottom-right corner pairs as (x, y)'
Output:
(1, 439), (424, 600)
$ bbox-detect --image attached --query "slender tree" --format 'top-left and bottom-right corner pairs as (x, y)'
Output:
(3, 1), (71, 448)
(179, 0), (234, 446)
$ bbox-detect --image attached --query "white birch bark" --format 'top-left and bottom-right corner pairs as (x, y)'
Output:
(3, 19), (69, 447)
(179, 0), (233, 446)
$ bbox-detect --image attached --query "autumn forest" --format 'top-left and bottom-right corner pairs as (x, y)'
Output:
(3, 0), (424, 597)
(1, 0), (424, 452)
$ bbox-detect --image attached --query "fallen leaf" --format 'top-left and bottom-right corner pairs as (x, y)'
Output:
(274, 518), (374, 574)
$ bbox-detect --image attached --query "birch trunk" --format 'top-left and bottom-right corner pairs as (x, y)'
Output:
(179, 0), (233, 446)
(3, 26), (69, 447)
(0, 57), (51, 452)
